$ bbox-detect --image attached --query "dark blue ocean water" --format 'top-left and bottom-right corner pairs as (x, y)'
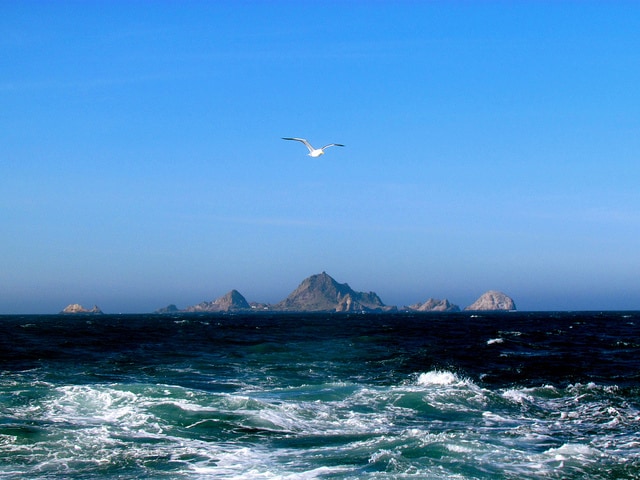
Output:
(1, 311), (639, 479)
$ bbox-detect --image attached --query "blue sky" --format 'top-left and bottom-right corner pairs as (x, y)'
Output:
(2, 1), (639, 313)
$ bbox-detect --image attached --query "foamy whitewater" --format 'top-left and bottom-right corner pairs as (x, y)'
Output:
(1, 312), (639, 478)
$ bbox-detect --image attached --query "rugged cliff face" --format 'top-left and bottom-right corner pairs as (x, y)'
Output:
(273, 272), (394, 313)
(406, 298), (460, 312)
(60, 304), (103, 314)
(464, 291), (516, 311)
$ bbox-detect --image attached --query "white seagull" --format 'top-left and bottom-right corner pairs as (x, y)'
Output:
(282, 137), (344, 157)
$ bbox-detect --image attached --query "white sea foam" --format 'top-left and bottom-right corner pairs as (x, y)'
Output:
(502, 388), (535, 404)
(411, 370), (490, 413)
(501, 384), (560, 406)
(43, 385), (154, 429)
(547, 443), (603, 459)
(2, 375), (639, 479)
(416, 370), (459, 386)
(446, 443), (475, 453)
(481, 411), (513, 424)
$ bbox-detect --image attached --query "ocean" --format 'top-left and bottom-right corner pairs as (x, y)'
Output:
(1, 311), (639, 479)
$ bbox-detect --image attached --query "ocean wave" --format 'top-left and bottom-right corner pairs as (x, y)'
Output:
(1, 375), (639, 478)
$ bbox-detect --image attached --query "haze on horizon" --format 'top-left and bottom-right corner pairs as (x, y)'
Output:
(1, 2), (639, 314)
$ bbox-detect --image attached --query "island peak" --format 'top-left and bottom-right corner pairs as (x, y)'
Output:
(274, 272), (395, 313)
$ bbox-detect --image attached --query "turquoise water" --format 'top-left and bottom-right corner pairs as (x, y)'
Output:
(1, 312), (639, 478)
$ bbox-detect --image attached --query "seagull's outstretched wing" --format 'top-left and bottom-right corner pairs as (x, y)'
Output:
(320, 143), (345, 150)
(282, 137), (315, 153)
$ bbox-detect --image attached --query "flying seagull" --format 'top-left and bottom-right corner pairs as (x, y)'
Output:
(282, 137), (344, 157)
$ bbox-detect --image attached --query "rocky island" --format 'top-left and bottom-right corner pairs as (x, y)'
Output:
(405, 298), (460, 312)
(60, 304), (104, 315)
(148, 272), (516, 314)
(464, 291), (516, 311)
(273, 272), (396, 313)
(156, 272), (396, 314)
(155, 290), (251, 314)
(183, 290), (251, 313)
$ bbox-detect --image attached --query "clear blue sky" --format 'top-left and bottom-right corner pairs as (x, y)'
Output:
(2, 1), (639, 313)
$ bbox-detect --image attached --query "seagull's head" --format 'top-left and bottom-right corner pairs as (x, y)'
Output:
(309, 149), (325, 158)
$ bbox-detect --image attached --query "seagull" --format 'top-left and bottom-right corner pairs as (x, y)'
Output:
(282, 137), (344, 157)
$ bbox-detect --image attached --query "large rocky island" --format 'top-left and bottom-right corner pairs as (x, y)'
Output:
(153, 272), (516, 314)
(273, 272), (395, 313)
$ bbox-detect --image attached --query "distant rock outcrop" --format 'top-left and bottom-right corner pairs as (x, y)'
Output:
(406, 298), (460, 312)
(249, 302), (270, 311)
(183, 290), (251, 313)
(464, 291), (516, 311)
(273, 272), (395, 313)
(154, 304), (180, 314)
(60, 304), (103, 314)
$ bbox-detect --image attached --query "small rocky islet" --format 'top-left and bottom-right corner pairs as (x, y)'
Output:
(59, 304), (104, 315)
